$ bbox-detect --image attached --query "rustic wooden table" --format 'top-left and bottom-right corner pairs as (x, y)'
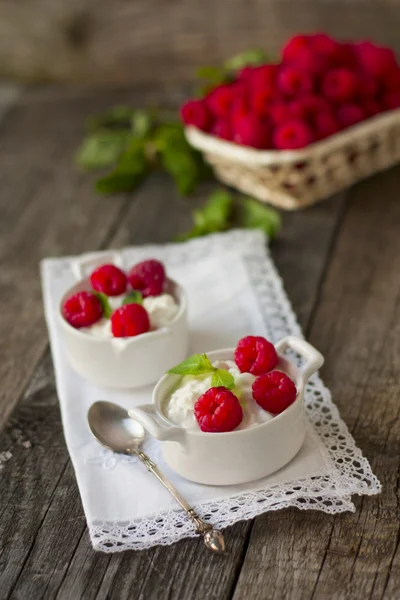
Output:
(0, 86), (399, 600)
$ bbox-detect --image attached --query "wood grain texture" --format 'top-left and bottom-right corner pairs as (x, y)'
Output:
(0, 0), (400, 84)
(0, 85), (189, 430)
(0, 171), (345, 598)
(233, 168), (400, 599)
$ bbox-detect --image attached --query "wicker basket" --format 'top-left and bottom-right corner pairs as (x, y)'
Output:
(185, 109), (400, 210)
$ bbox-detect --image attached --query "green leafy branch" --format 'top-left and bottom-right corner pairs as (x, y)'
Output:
(75, 48), (281, 242)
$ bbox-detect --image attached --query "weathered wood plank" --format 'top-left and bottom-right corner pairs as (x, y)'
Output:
(233, 168), (400, 599)
(1, 0), (400, 84)
(0, 85), (188, 430)
(0, 172), (345, 599)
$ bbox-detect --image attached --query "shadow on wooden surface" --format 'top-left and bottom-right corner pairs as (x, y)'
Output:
(0, 86), (398, 600)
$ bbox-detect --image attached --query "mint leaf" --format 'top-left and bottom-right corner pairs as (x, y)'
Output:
(211, 369), (235, 390)
(240, 196), (281, 240)
(75, 130), (132, 171)
(155, 123), (209, 195)
(86, 106), (134, 131)
(122, 291), (143, 305)
(177, 188), (233, 241)
(224, 49), (269, 72)
(131, 110), (152, 138)
(168, 353), (216, 376)
(93, 291), (113, 318)
(95, 138), (148, 194)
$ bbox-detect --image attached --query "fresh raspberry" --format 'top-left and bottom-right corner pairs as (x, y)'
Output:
(337, 43), (358, 69)
(358, 75), (379, 99)
(363, 99), (381, 117)
(111, 304), (150, 337)
(269, 101), (294, 126)
(383, 91), (400, 110)
(384, 68), (400, 91)
(234, 336), (278, 376)
(250, 88), (276, 117)
(90, 264), (127, 297)
(309, 33), (340, 63)
(206, 85), (236, 118)
(252, 371), (297, 414)
(337, 104), (366, 128)
(283, 37), (328, 74)
(273, 120), (315, 150)
(180, 100), (211, 131)
(194, 387), (243, 433)
(211, 120), (233, 141)
(282, 35), (310, 63)
(314, 111), (339, 140)
(128, 259), (165, 297)
(322, 68), (359, 102)
(355, 41), (397, 79)
(277, 67), (314, 97)
(248, 65), (278, 92)
(233, 114), (271, 149)
(62, 291), (103, 329)
(290, 96), (331, 121)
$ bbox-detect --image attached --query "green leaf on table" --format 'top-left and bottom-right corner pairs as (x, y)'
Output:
(75, 130), (132, 171)
(177, 188), (233, 241)
(122, 290), (143, 306)
(156, 123), (208, 195)
(240, 196), (281, 240)
(211, 369), (235, 390)
(168, 353), (216, 376)
(224, 49), (270, 72)
(95, 138), (148, 194)
(86, 106), (134, 131)
(131, 109), (152, 138)
(93, 291), (113, 318)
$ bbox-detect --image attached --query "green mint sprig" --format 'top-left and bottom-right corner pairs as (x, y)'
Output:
(93, 291), (113, 318)
(168, 354), (235, 390)
(122, 291), (143, 306)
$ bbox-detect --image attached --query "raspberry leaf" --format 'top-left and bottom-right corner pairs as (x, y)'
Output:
(224, 49), (270, 72)
(168, 353), (216, 376)
(122, 291), (143, 306)
(86, 106), (134, 131)
(131, 110), (152, 138)
(240, 196), (281, 240)
(177, 188), (233, 241)
(75, 130), (132, 171)
(211, 369), (235, 390)
(95, 138), (148, 194)
(93, 291), (113, 318)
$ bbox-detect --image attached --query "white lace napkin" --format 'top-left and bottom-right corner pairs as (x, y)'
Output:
(41, 230), (381, 552)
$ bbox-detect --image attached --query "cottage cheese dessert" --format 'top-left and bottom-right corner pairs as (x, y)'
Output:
(165, 360), (274, 431)
(164, 336), (298, 433)
(62, 259), (180, 339)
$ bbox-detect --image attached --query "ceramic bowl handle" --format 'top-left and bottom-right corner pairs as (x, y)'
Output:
(71, 251), (124, 282)
(275, 336), (324, 386)
(129, 404), (186, 444)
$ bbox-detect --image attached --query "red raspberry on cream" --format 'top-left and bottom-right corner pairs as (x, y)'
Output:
(235, 336), (278, 376)
(111, 304), (150, 338)
(128, 259), (165, 298)
(252, 371), (297, 414)
(63, 291), (103, 329)
(90, 264), (127, 297)
(194, 387), (243, 433)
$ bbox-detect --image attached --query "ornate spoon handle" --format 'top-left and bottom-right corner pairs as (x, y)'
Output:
(133, 449), (225, 554)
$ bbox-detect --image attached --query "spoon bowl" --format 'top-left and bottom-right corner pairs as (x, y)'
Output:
(88, 401), (145, 453)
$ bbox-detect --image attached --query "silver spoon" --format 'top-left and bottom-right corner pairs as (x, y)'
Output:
(88, 401), (225, 554)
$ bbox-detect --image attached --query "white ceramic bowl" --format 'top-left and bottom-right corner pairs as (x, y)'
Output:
(129, 336), (324, 485)
(58, 252), (189, 389)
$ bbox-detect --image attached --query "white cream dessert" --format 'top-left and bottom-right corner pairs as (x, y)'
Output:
(82, 293), (179, 338)
(164, 360), (273, 432)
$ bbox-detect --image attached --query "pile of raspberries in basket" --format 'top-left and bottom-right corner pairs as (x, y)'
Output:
(180, 34), (400, 150)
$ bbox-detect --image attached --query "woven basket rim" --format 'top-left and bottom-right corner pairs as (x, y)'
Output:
(185, 108), (400, 165)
